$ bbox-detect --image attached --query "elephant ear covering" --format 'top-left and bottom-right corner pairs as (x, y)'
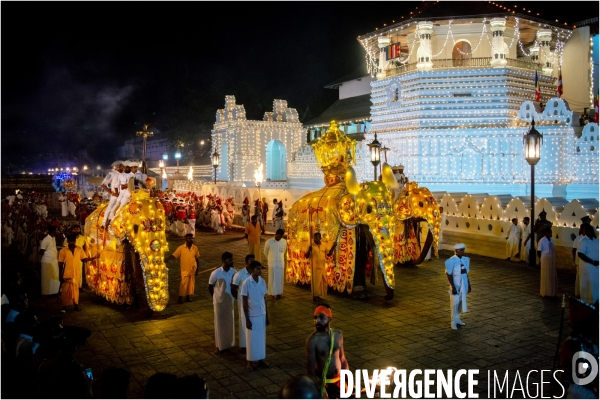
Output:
(286, 183), (356, 294)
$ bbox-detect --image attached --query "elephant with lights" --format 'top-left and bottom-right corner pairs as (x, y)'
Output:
(84, 185), (169, 312)
(286, 121), (441, 301)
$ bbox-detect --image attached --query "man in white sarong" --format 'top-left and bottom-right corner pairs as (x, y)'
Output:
(39, 226), (60, 295)
(505, 218), (522, 260)
(264, 228), (287, 299)
(241, 198), (251, 227)
(241, 261), (270, 371)
(538, 228), (557, 298)
(208, 251), (236, 355)
(2, 221), (14, 248)
(272, 201), (285, 232)
(438, 207), (446, 251)
(520, 217), (531, 262)
(577, 224), (599, 305)
(101, 161), (124, 227)
(111, 161), (135, 220)
(445, 243), (471, 330)
(231, 254), (255, 351)
(572, 220), (589, 297)
(59, 192), (68, 217)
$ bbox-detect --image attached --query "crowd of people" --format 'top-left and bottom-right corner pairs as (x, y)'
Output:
(2, 170), (598, 398)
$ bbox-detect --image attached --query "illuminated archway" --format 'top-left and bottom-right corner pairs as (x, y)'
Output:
(266, 140), (286, 181)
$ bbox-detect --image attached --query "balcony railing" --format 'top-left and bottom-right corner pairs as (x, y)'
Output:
(384, 58), (544, 79)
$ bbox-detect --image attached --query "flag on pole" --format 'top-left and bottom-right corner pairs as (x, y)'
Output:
(557, 68), (563, 98)
(595, 93), (599, 123)
(534, 70), (541, 102)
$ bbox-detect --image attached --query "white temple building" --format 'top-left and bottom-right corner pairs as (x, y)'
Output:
(356, 3), (598, 200)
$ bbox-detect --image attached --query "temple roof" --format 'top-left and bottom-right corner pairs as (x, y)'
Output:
(303, 94), (371, 128)
(324, 64), (369, 89)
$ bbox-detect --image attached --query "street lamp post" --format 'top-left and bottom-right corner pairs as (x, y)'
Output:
(175, 151), (181, 174)
(367, 133), (381, 181)
(212, 150), (220, 185)
(136, 120), (157, 174)
(524, 118), (543, 267)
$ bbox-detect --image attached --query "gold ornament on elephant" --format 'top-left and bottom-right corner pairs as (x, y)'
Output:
(312, 120), (356, 186)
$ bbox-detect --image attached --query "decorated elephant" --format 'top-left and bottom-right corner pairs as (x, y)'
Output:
(84, 184), (169, 312)
(286, 121), (440, 300)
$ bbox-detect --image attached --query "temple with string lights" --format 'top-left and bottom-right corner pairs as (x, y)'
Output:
(290, 2), (599, 200)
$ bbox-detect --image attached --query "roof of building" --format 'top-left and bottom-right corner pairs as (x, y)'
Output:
(358, 1), (573, 42)
(303, 94), (371, 128)
(324, 64), (370, 89)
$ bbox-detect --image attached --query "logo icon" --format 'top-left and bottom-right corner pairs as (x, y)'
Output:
(572, 351), (599, 386)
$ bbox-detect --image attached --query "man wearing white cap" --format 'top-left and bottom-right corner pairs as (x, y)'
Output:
(102, 161), (124, 227)
(393, 165), (408, 188)
(445, 243), (471, 330)
(130, 161), (147, 191)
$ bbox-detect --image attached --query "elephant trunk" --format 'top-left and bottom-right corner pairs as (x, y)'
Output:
(412, 230), (434, 266)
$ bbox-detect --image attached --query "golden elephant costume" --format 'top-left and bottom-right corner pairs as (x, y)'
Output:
(286, 121), (441, 299)
(84, 178), (169, 311)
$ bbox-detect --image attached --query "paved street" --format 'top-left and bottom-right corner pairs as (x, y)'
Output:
(28, 227), (575, 398)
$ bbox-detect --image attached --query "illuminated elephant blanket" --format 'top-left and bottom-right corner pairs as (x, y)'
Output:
(84, 190), (169, 311)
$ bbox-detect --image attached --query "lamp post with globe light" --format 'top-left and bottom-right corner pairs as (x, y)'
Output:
(212, 151), (220, 185)
(175, 151), (181, 174)
(367, 133), (381, 181)
(524, 118), (543, 267)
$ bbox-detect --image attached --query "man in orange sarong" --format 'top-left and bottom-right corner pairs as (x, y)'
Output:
(58, 233), (99, 313)
(166, 233), (200, 304)
(305, 232), (336, 304)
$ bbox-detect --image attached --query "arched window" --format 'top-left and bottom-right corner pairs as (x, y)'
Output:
(452, 41), (472, 67)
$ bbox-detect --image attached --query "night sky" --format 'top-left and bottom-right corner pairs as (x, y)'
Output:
(1, 1), (579, 173)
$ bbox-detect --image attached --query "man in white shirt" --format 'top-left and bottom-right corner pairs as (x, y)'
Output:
(505, 218), (522, 261)
(264, 229), (287, 299)
(577, 224), (599, 305)
(111, 161), (136, 219)
(58, 191), (69, 217)
(520, 217), (531, 262)
(241, 261), (270, 371)
(272, 201), (285, 232)
(572, 221), (588, 297)
(39, 226), (60, 295)
(130, 162), (147, 191)
(445, 243), (471, 330)
(231, 254), (255, 351)
(208, 251), (236, 355)
(102, 161), (124, 227)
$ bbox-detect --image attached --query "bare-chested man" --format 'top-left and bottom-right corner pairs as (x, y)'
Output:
(305, 304), (349, 399)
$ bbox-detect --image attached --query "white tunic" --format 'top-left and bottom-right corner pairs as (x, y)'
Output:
(578, 236), (599, 305)
(241, 276), (267, 361)
(506, 224), (523, 258)
(59, 193), (68, 217)
(264, 238), (287, 296)
(209, 266), (236, 351)
(521, 224), (531, 261)
(445, 255), (470, 313)
(539, 236), (557, 297)
(40, 234), (60, 295)
(573, 234), (585, 296)
(232, 268), (252, 348)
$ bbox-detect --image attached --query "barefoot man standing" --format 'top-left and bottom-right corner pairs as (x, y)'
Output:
(306, 304), (349, 399)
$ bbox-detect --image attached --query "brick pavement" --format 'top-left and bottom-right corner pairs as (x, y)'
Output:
(28, 227), (576, 398)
